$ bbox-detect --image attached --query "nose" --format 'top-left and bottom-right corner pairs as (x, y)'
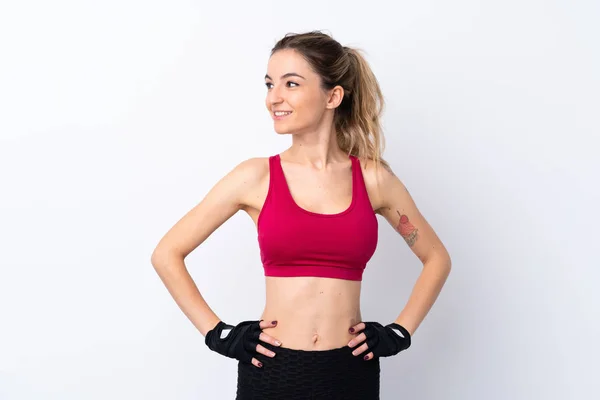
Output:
(266, 84), (284, 107)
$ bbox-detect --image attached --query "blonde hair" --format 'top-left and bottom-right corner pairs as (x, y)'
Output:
(271, 31), (389, 171)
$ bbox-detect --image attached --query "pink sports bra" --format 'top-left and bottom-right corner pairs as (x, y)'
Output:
(257, 154), (378, 281)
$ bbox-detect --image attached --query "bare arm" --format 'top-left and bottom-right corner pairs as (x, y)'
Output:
(375, 164), (452, 336)
(150, 158), (266, 336)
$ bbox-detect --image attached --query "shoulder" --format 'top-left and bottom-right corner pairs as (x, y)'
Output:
(234, 156), (270, 170)
(357, 157), (407, 212)
(357, 156), (397, 183)
(224, 156), (270, 186)
(225, 156), (271, 209)
(209, 156), (270, 199)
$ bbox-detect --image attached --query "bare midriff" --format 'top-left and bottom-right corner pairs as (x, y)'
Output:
(260, 275), (362, 350)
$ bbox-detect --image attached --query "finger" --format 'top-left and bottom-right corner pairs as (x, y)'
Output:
(349, 322), (366, 334)
(348, 333), (367, 348)
(259, 320), (278, 329)
(259, 332), (282, 346)
(251, 357), (263, 368)
(351, 342), (369, 357)
(255, 343), (276, 358)
(363, 351), (374, 361)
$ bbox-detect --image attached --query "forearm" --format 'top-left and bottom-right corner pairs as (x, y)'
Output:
(394, 255), (451, 336)
(151, 254), (221, 336)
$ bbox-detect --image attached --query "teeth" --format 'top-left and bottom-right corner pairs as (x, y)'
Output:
(275, 111), (292, 116)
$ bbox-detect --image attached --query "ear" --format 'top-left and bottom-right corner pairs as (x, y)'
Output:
(325, 85), (344, 109)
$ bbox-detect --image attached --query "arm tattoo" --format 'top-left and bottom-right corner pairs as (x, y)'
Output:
(395, 210), (418, 247)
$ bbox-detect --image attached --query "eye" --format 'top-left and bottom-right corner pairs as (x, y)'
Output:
(264, 81), (299, 89)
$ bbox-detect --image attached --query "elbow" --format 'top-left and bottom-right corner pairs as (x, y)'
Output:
(151, 247), (181, 269)
(422, 250), (452, 271)
(443, 251), (452, 269)
(441, 251), (452, 271)
(150, 249), (164, 269)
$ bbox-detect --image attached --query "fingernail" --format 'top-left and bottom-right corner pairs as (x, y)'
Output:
(272, 321), (277, 325)
(348, 341), (354, 347)
(258, 362), (263, 367)
(274, 340), (281, 346)
(349, 328), (354, 333)
(364, 355), (369, 360)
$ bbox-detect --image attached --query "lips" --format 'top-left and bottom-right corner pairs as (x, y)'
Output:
(272, 110), (293, 121)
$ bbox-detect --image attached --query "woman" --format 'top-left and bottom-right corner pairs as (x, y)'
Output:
(151, 31), (451, 399)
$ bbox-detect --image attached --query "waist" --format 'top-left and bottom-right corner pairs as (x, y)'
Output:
(260, 276), (362, 350)
(264, 264), (364, 281)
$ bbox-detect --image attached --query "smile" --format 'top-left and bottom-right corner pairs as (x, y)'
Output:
(273, 111), (293, 120)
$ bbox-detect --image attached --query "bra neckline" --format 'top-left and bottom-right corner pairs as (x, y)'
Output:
(275, 153), (357, 218)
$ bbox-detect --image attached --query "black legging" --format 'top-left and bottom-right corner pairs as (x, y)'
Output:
(236, 341), (381, 399)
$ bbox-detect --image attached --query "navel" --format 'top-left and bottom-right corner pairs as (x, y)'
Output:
(312, 333), (319, 343)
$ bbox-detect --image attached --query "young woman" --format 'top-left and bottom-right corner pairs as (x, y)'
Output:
(151, 31), (452, 400)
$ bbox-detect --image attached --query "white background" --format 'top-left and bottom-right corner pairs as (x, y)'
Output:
(1, 0), (598, 399)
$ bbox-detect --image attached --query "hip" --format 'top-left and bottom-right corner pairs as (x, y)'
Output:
(236, 342), (380, 400)
(258, 314), (361, 350)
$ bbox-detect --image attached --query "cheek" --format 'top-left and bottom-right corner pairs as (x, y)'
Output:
(293, 92), (324, 115)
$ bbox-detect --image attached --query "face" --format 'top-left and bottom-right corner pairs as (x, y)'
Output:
(265, 49), (342, 135)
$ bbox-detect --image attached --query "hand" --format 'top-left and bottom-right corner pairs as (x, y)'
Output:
(347, 321), (411, 361)
(205, 319), (282, 368)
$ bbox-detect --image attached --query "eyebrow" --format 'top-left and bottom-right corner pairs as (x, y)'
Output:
(264, 72), (306, 80)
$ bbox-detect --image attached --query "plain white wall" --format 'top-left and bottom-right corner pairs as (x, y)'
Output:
(1, 0), (598, 399)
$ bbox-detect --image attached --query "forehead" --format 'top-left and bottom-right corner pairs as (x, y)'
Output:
(266, 49), (314, 77)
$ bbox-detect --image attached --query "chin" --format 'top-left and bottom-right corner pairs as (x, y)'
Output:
(274, 125), (295, 135)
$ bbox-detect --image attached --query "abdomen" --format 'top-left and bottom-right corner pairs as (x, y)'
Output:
(259, 276), (363, 350)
